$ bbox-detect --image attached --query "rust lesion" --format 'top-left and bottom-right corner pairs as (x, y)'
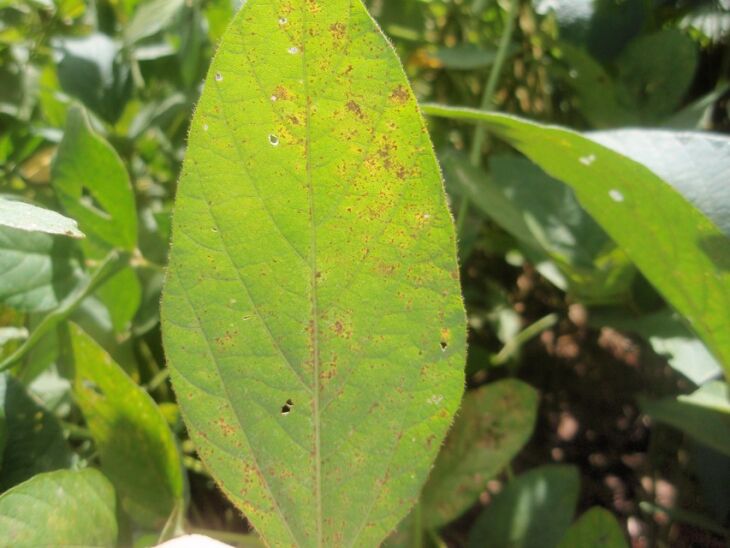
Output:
(330, 22), (346, 40)
(390, 85), (410, 104)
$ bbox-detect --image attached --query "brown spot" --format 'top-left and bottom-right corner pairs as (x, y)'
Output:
(346, 100), (364, 119)
(390, 85), (409, 104)
(272, 85), (292, 101)
(330, 22), (346, 40)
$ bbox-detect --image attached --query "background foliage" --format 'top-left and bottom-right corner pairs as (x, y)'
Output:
(0, 0), (729, 546)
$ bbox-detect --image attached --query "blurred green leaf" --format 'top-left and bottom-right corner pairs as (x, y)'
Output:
(96, 266), (142, 333)
(125, 0), (185, 44)
(641, 383), (730, 456)
(52, 106), (138, 252)
(558, 507), (628, 548)
(0, 197), (83, 238)
(593, 308), (722, 386)
(678, 380), (730, 413)
(425, 106), (730, 374)
(68, 323), (186, 528)
(55, 34), (132, 124)
(421, 379), (539, 527)
(433, 45), (501, 70)
(616, 30), (698, 122)
(0, 373), (71, 491)
(0, 468), (118, 547)
(467, 464), (580, 548)
(0, 226), (83, 313)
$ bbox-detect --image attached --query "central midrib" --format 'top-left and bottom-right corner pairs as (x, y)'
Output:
(300, 4), (324, 547)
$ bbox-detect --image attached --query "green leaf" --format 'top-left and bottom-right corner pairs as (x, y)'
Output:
(467, 465), (580, 548)
(424, 105), (730, 375)
(0, 225), (83, 313)
(125, 0), (185, 44)
(616, 30), (698, 121)
(592, 308), (722, 386)
(433, 45), (501, 70)
(590, 130), (730, 237)
(0, 197), (83, 238)
(52, 106), (138, 252)
(0, 468), (118, 547)
(558, 507), (628, 548)
(420, 379), (538, 527)
(678, 381), (730, 413)
(641, 384), (730, 457)
(96, 266), (142, 333)
(161, 1), (466, 545)
(0, 373), (72, 491)
(56, 34), (132, 124)
(68, 323), (186, 528)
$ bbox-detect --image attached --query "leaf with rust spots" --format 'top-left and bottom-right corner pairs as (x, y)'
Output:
(161, 1), (465, 546)
(418, 379), (538, 528)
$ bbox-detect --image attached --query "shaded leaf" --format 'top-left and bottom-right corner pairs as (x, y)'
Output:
(424, 106), (730, 374)
(125, 0), (185, 44)
(55, 34), (132, 123)
(467, 465), (580, 548)
(161, 1), (466, 545)
(52, 106), (138, 252)
(433, 45), (500, 70)
(96, 266), (142, 333)
(558, 507), (628, 548)
(69, 323), (186, 528)
(641, 385), (730, 457)
(0, 373), (71, 491)
(0, 197), (83, 238)
(420, 379), (539, 527)
(0, 468), (117, 547)
(616, 30), (697, 121)
(0, 225), (83, 313)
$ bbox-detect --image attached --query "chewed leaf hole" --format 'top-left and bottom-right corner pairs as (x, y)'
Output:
(82, 379), (105, 397)
(281, 399), (294, 415)
(215, 72), (223, 81)
(440, 341), (448, 351)
(269, 134), (279, 146)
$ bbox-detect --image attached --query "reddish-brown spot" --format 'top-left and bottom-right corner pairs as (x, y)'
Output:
(390, 85), (409, 104)
(330, 22), (346, 40)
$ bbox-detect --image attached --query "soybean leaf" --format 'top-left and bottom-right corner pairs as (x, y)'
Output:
(433, 45), (500, 70)
(558, 507), (628, 548)
(424, 105), (730, 374)
(0, 197), (83, 238)
(467, 465), (580, 548)
(420, 379), (539, 527)
(55, 34), (132, 124)
(641, 384), (730, 457)
(161, 1), (466, 545)
(0, 373), (71, 491)
(68, 323), (186, 528)
(0, 468), (118, 547)
(52, 106), (138, 252)
(124, 0), (185, 44)
(96, 266), (142, 333)
(0, 225), (83, 313)
(616, 30), (698, 121)
(590, 130), (730, 237)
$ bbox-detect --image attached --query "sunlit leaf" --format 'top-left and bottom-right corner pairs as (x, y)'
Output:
(161, 1), (465, 545)
(52, 106), (138, 252)
(0, 197), (83, 238)
(68, 324), (186, 528)
(0, 468), (117, 547)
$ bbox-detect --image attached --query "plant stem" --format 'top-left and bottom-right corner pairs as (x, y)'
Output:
(0, 250), (128, 372)
(491, 313), (558, 367)
(456, 0), (520, 238)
